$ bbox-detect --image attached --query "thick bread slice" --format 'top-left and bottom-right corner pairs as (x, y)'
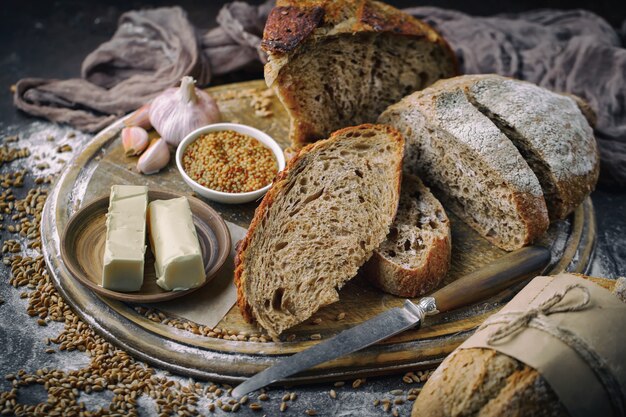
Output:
(461, 75), (600, 220)
(379, 87), (549, 251)
(235, 124), (404, 338)
(262, 0), (458, 147)
(363, 174), (451, 297)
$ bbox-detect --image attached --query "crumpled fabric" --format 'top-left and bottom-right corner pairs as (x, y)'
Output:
(14, 2), (272, 133)
(13, 3), (626, 186)
(405, 7), (626, 187)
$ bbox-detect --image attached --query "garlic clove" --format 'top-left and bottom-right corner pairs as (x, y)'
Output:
(137, 138), (170, 175)
(149, 76), (221, 147)
(122, 126), (149, 157)
(124, 103), (152, 130)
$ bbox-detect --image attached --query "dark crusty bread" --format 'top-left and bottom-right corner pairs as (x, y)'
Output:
(461, 75), (600, 220)
(262, 0), (458, 147)
(234, 124), (404, 338)
(363, 174), (451, 297)
(412, 274), (624, 417)
(379, 84), (549, 251)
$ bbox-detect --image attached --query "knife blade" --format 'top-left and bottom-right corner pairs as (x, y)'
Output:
(232, 245), (550, 398)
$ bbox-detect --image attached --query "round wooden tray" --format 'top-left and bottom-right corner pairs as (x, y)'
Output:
(41, 80), (596, 383)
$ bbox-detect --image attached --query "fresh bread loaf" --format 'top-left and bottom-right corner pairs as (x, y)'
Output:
(461, 75), (600, 220)
(262, 0), (458, 147)
(234, 124), (404, 338)
(412, 275), (625, 417)
(363, 174), (451, 297)
(379, 85), (549, 251)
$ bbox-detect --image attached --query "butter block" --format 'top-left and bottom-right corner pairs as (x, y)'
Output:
(148, 197), (205, 291)
(102, 185), (148, 292)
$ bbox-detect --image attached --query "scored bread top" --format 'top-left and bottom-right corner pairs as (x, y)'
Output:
(380, 82), (549, 250)
(234, 124), (404, 338)
(412, 74), (599, 220)
(262, 0), (454, 56)
(465, 75), (599, 219)
(401, 85), (545, 198)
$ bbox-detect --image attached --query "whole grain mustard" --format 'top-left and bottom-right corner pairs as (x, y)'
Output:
(182, 130), (277, 193)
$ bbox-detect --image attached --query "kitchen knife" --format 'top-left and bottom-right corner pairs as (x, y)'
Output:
(232, 245), (550, 398)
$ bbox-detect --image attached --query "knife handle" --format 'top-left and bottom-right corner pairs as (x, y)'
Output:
(431, 246), (551, 313)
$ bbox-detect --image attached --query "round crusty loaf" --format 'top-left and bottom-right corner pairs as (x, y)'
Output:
(379, 84), (549, 251)
(262, 0), (458, 147)
(234, 124), (404, 338)
(363, 174), (451, 297)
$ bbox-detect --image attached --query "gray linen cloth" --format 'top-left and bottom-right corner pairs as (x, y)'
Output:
(13, 3), (626, 187)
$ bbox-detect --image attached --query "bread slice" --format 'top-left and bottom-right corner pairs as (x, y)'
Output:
(262, 0), (458, 147)
(363, 175), (451, 297)
(235, 124), (404, 338)
(379, 86), (549, 251)
(461, 75), (600, 220)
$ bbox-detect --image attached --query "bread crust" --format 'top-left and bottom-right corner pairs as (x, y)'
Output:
(449, 74), (599, 221)
(235, 124), (405, 327)
(412, 348), (567, 417)
(262, 0), (457, 56)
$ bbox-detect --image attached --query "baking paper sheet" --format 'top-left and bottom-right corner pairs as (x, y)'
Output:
(155, 221), (246, 329)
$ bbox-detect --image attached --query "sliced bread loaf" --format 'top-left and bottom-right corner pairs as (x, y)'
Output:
(462, 75), (600, 220)
(363, 175), (451, 297)
(262, 0), (458, 147)
(235, 124), (404, 338)
(379, 87), (549, 251)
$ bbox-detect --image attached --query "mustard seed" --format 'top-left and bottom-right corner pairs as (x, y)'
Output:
(182, 130), (277, 193)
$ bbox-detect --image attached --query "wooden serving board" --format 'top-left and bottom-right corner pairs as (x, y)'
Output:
(41, 80), (596, 383)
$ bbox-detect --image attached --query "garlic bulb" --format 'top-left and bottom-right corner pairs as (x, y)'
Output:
(137, 138), (170, 175)
(124, 103), (152, 130)
(121, 126), (149, 156)
(149, 76), (221, 147)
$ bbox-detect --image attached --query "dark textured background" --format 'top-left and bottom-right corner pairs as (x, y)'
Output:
(1, 1), (625, 415)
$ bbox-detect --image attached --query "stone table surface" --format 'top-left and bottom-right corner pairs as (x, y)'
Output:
(1, 1), (625, 416)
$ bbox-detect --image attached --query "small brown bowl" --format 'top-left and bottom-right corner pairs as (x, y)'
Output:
(60, 189), (231, 303)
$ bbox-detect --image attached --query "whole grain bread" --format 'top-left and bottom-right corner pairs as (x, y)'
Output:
(363, 174), (451, 297)
(412, 275), (625, 417)
(234, 124), (404, 338)
(262, 0), (458, 147)
(461, 75), (600, 220)
(379, 86), (549, 251)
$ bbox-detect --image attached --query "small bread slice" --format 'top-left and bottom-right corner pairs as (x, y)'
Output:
(462, 75), (600, 220)
(363, 175), (451, 297)
(379, 87), (549, 251)
(235, 124), (404, 338)
(262, 0), (458, 147)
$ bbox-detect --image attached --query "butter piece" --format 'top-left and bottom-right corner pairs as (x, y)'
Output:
(102, 185), (148, 292)
(148, 197), (205, 291)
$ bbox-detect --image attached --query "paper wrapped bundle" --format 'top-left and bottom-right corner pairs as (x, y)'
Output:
(412, 273), (626, 417)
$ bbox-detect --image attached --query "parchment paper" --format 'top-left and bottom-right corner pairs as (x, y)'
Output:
(461, 274), (626, 417)
(155, 221), (246, 329)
